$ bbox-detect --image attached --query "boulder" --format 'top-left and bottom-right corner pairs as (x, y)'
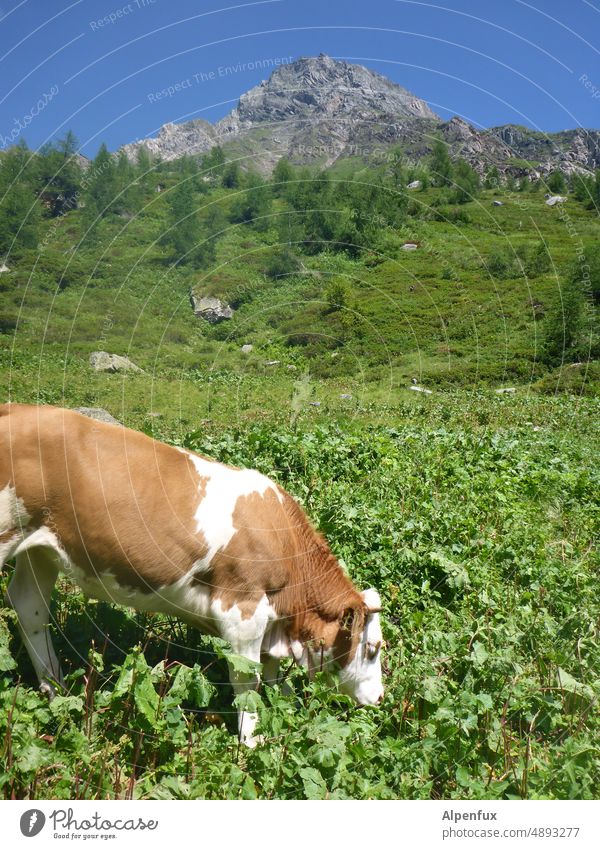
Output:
(191, 293), (234, 323)
(241, 344), (254, 354)
(89, 351), (144, 374)
(495, 387), (516, 394)
(265, 360), (280, 366)
(73, 407), (123, 426)
(407, 180), (421, 189)
(0, 263), (9, 273)
(545, 195), (566, 206)
(409, 385), (433, 394)
(493, 200), (504, 206)
(401, 242), (418, 251)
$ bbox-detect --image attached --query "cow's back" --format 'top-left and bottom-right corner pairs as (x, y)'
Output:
(0, 404), (209, 591)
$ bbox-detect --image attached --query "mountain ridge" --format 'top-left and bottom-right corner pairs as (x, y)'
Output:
(120, 54), (600, 178)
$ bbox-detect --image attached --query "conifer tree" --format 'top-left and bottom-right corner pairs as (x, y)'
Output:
(429, 138), (453, 187)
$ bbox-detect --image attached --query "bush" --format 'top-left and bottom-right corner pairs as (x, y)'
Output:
(546, 170), (567, 194)
(264, 247), (302, 279)
(517, 241), (552, 278)
(541, 275), (587, 365)
(323, 278), (350, 313)
(486, 250), (514, 279)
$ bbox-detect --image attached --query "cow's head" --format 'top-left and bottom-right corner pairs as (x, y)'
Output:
(334, 588), (384, 706)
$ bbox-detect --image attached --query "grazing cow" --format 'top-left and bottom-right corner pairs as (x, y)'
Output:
(0, 404), (384, 745)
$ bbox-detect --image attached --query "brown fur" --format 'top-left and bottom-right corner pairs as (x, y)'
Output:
(0, 404), (209, 591)
(1, 403), (366, 666)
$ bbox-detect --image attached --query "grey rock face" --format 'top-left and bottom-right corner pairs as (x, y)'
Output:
(217, 53), (437, 131)
(120, 54), (439, 171)
(241, 344), (254, 353)
(73, 407), (123, 426)
(89, 351), (144, 373)
(116, 55), (600, 178)
(490, 125), (600, 176)
(122, 119), (217, 163)
(191, 294), (234, 323)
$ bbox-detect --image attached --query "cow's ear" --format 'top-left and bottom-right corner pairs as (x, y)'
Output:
(362, 588), (382, 614)
(340, 607), (355, 631)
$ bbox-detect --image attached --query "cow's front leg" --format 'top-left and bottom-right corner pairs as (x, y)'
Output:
(227, 653), (262, 747)
(7, 549), (64, 697)
(212, 596), (271, 747)
(261, 655), (280, 686)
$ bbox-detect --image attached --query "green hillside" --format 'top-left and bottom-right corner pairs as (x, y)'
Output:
(1, 139), (599, 432)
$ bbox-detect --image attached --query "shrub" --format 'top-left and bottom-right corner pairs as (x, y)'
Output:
(264, 247), (302, 279)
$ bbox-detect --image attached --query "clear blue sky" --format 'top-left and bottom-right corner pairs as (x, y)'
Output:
(1, 0), (599, 157)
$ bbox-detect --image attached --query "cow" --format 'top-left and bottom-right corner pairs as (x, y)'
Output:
(0, 404), (384, 746)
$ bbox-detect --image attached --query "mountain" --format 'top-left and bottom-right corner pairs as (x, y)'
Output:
(121, 54), (600, 177)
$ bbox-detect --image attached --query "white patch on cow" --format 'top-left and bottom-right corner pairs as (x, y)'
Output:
(261, 620), (292, 659)
(0, 484), (31, 565)
(13, 526), (70, 565)
(362, 587), (382, 612)
(63, 559), (221, 634)
(0, 484), (30, 531)
(211, 593), (276, 654)
(338, 588), (384, 706)
(6, 526), (66, 693)
(182, 450), (283, 570)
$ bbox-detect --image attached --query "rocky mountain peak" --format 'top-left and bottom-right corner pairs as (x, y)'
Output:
(217, 53), (439, 135)
(118, 55), (600, 177)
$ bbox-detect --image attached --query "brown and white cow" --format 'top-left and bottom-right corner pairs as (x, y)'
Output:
(0, 404), (384, 745)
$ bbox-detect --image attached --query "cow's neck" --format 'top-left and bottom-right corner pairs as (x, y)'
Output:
(274, 491), (363, 648)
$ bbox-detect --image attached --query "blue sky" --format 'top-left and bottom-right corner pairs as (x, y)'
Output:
(1, 0), (599, 157)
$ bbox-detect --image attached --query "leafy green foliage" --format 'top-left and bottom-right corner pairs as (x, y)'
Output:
(1, 405), (599, 800)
